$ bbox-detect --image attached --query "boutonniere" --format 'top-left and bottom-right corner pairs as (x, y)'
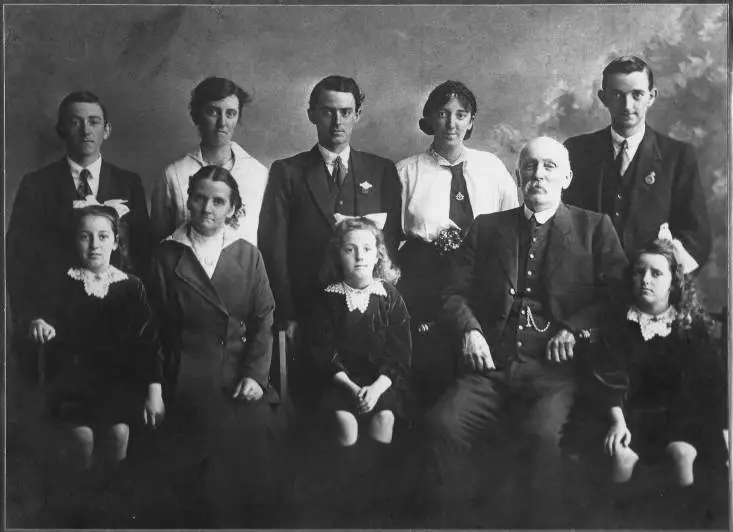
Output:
(358, 181), (373, 195)
(644, 171), (656, 185)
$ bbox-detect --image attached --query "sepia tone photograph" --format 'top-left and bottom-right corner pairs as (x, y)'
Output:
(4, 3), (729, 529)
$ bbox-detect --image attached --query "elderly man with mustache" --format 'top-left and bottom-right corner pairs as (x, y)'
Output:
(422, 136), (628, 528)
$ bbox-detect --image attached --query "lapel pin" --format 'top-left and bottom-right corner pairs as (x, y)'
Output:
(644, 171), (656, 185)
(359, 181), (373, 194)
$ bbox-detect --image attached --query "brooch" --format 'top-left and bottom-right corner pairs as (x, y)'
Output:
(358, 181), (373, 195)
(644, 171), (656, 185)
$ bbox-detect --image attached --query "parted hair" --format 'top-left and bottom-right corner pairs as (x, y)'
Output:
(189, 77), (252, 125)
(419, 80), (477, 139)
(602, 55), (654, 90)
(74, 204), (120, 238)
(186, 165), (244, 227)
(308, 75), (366, 112)
(320, 218), (400, 286)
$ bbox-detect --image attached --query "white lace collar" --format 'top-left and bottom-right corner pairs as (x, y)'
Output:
(67, 266), (128, 299)
(325, 281), (387, 314)
(627, 305), (677, 341)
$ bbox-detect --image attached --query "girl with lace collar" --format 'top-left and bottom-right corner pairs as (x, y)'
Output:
(308, 218), (411, 513)
(586, 239), (726, 499)
(28, 204), (164, 522)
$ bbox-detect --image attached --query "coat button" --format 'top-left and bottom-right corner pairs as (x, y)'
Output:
(509, 288), (516, 295)
(526, 287), (533, 293)
(218, 337), (225, 346)
(516, 341), (523, 347)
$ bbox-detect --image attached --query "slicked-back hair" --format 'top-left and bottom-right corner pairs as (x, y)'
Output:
(602, 55), (654, 90)
(308, 75), (365, 112)
(57, 91), (108, 133)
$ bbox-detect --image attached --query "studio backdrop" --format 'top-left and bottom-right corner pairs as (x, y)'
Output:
(5, 4), (728, 310)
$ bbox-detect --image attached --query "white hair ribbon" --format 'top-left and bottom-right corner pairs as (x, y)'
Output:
(333, 212), (387, 230)
(657, 222), (697, 274)
(73, 196), (130, 219)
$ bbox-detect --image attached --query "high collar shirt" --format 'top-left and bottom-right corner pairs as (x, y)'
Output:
(318, 144), (351, 175)
(610, 125), (645, 161)
(523, 202), (559, 225)
(68, 155), (103, 197)
(397, 146), (519, 242)
(151, 141), (268, 246)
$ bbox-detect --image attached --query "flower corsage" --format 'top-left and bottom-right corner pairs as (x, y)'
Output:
(434, 225), (464, 256)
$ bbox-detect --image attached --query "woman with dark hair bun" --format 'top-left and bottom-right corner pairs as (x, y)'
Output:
(396, 80), (518, 410)
(151, 77), (268, 246)
(150, 165), (285, 528)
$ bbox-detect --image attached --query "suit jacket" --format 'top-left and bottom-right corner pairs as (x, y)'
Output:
(7, 157), (151, 325)
(564, 126), (711, 266)
(258, 145), (402, 324)
(150, 233), (277, 403)
(442, 204), (628, 354)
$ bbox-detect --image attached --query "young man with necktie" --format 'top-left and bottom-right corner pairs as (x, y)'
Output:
(7, 91), (150, 379)
(564, 56), (710, 273)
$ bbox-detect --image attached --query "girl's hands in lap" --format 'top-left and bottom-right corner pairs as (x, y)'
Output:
(604, 421), (632, 456)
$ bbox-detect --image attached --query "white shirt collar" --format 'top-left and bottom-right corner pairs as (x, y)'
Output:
(67, 155), (102, 180)
(318, 144), (351, 172)
(523, 202), (558, 225)
(610, 125), (645, 158)
(627, 305), (677, 341)
(429, 144), (467, 167)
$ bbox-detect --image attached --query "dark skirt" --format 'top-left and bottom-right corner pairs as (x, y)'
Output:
(45, 366), (141, 426)
(397, 238), (457, 411)
(397, 238), (451, 325)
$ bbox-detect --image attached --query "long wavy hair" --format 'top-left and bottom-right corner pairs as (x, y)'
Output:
(626, 238), (712, 334)
(320, 218), (400, 286)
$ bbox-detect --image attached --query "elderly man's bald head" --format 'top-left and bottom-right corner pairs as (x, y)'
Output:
(517, 136), (571, 171)
(516, 136), (573, 212)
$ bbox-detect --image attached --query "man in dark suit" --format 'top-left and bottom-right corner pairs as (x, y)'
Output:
(424, 137), (627, 528)
(564, 55), (710, 273)
(257, 75), (402, 412)
(7, 91), (150, 377)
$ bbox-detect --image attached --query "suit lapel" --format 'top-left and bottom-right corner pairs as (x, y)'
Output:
(495, 210), (520, 289)
(174, 247), (228, 314)
(594, 128), (615, 211)
(625, 127), (663, 227)
(210, 244), (243, 312)
(303, 146), (336, 225)
(97, 161), (113, 201)
(543, 203), (574, 281)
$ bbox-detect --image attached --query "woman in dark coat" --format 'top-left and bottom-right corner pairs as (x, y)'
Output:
(150, 165), (284, 528)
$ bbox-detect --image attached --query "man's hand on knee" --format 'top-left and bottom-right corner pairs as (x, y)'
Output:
(546, 329), (576, 363)
(462, 329), (495, 373)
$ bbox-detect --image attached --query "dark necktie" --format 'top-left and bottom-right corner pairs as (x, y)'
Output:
(448, 163), (474, 231)
(333, 156), (347, 188)
(78, 168), (93, 199)
(616, 139), (630, 177)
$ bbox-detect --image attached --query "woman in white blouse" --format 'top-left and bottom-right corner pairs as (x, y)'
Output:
(150, 77), (268, 246)
(396, 80), (518, 409)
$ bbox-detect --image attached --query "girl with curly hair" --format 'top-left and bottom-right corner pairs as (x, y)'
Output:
(593, 238), (726, 489)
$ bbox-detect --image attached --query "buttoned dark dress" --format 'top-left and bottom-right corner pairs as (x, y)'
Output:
(39, 271), (163, 426)
(310, 282), (412, 418)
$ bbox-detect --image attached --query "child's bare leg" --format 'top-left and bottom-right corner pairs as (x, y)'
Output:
(105, 423), (130, 462)
(367, 410), (394, 444)
(611, 444), (639, 483)
(666, 441), (697, 486)
(335, 410), (359, 446)
(69, 425), (95, 471)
